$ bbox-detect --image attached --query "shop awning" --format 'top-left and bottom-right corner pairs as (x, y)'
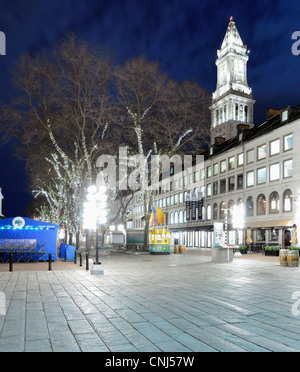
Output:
(247, 219), (293, 229)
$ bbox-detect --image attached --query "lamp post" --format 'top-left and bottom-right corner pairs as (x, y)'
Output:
(83, 184), (107, 275)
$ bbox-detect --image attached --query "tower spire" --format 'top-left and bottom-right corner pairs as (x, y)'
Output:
(209, 18), (255, 145)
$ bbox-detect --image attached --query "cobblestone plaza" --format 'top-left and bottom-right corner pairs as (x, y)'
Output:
(0, 250), (300, 352)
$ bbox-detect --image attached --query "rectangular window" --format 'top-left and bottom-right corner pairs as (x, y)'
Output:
(284, 134), (293, 151)
(220, 160), (226, 173)
(270, 163), (280, 181)
(257, 144), (266, 160)
(246, 171), (254, 187)
(282, 110), (288, 122)
(237, 153), (244, 166)
(213, 181), (218, 195)
(220, 179), (226, 194)
(174, 194), (178, 205)
(257, 167), (266, 184)
(237, 174), (243, 189)
(270, 139), (280, 156)
(283, 159), (293, 178)
(206, 184), (211, 197)
(247, 149), (254, 164)
(228, 176), (235, 191)
(257, 229), (265, 242)
(207, 166), (211, 178)
(228, 156), (235, 170)
(244, 106), (248, 123)
(213, 163), (219, 176)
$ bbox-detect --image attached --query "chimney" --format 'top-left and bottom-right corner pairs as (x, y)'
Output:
(237, 124), (250, 134)
(266, 108), (280, 120)
(214, 137), (225, 145)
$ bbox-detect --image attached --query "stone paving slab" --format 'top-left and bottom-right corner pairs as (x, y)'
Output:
(0, 251), (300, 352)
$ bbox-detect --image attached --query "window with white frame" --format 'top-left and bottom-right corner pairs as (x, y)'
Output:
(213, 163), (219, 176)
(237, 153), (244, 166)
(284, 134), (293, 151)
(283, 159), (293, 178)
(257, 144), (266, 160)
(257, 167), (266, 184)
(247, 149), (254, 164)
(207, 184), (211, 197)
(246, 171), (254, 187)
(228, 156), (235, 170)
(270, 163), (280, 181)
(283, 189), (292, 212)
(220, 160), (226, 173)
(270, 139), (280, 156)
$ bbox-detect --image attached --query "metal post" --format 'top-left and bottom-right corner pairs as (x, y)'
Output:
(79, 252), (82, 267)
(9, 253), (13, 272)
(95, 224), (99, 265)
(48, 254), (52, 271)
(85, 229), (90, 254)
(86, 253), (89, 270)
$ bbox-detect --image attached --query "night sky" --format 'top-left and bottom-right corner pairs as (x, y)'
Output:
(0, 0), (299, 217)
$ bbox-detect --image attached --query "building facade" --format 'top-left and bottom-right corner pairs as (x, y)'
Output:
(116, 18), (300, 250)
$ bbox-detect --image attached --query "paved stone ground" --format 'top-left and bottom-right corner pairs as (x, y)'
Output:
(0, 250), (300, 352)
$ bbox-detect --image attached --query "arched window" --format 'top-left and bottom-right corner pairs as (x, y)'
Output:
(207, 205), (211, 220)
(213, 203), (218, 220)
(228, 200), (234, 217)
(269, 192), (279, 214)
(169, 212), (173, 225)
(257, 194), (266, 215)
(174, 211), (178, 224)
(179, 210), (183, 224)
(237, 198), (243, 206)
(283, 189), (293, 212)
(246, 196), (254, 216)
(220, 202), (226, 219)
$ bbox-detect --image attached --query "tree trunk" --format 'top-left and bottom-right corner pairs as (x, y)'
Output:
(76, 231), (80, 251)
(68, 232), (73, 245)
(144, 219), (150, 251)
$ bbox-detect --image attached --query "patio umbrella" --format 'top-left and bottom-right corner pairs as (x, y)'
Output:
(290, 224), (298, 245)
(246, 227), (253, 245)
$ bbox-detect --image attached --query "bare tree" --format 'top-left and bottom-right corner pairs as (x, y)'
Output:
(114, 55), (211, 249)
(0, 34), (116, 245)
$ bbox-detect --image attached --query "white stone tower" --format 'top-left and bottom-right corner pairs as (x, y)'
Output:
(210, 17), (255, 145)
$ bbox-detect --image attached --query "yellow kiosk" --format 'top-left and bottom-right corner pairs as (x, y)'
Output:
(149, 229), (170, 255)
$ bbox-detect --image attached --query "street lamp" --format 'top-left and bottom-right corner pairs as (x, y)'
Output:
(83, 184), (107, 275)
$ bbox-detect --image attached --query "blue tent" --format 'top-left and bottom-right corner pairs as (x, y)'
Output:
(0, 217), (59, 261)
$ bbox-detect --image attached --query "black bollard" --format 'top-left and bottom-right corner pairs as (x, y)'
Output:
(48, 254), (52, 271)
(74, 251), (77, 264)
(86, 253), (89, 270)
(79, 252), (82, 267)
(9, 253), (13, 272)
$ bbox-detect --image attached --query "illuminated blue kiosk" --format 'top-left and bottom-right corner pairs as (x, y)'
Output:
(0, 217), (59, 262)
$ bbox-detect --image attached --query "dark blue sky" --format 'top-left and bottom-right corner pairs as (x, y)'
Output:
(0, 0), (299, 217)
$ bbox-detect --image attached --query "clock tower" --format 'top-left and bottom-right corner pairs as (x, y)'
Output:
(210, 17), (255, 145)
